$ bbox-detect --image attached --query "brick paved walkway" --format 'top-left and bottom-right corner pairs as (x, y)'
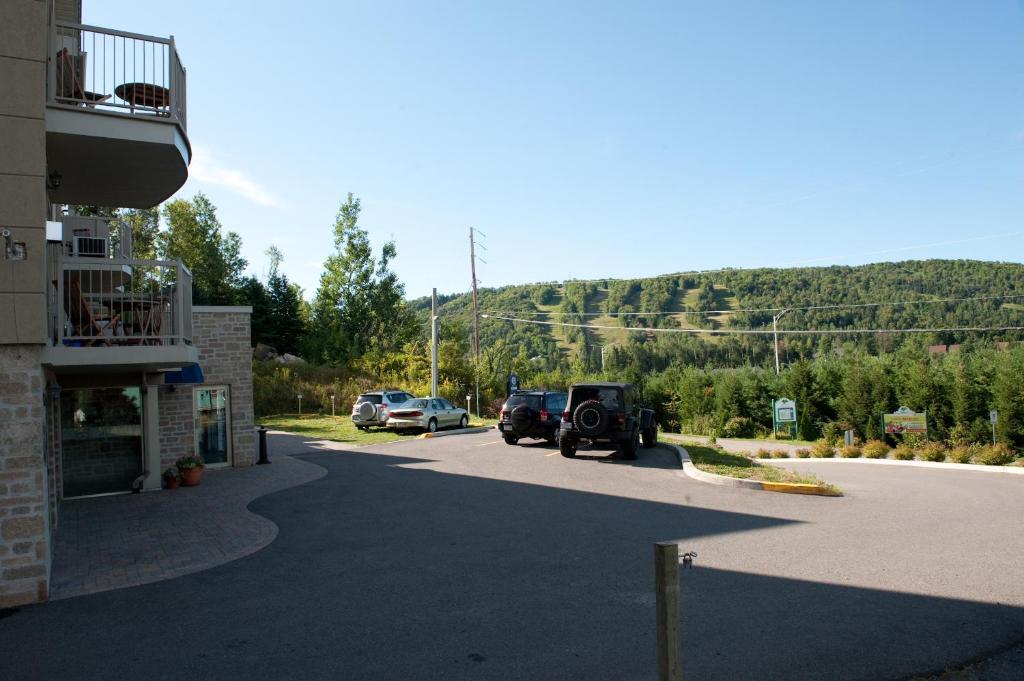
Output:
(51, 450), (326, 600)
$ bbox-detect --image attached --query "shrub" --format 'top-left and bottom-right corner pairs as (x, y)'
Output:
(900, 432), (928, 449)
(811, 440), (835, 458)
(821, 422), (845, 446)
(839, 445), (862, 458)
(755, 448), (772, 459)
(916, 442), (947, 462)
(795, 448), (811, 458)
(721, 416), (756, 439)
(975, 444), (1016, 466)
(771, 450), (790, 459)
(862, 440), (889, 459)
(891, 445), (915, 460)
(946, 445), (977, 464)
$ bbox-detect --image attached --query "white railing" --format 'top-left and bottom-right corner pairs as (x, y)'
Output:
(48, 17), (187, 130)
(47, 243), (194, 348)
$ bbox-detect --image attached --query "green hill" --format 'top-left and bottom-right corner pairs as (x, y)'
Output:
(409, 260), (1024, 371)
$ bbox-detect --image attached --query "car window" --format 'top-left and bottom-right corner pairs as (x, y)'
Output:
(573, 387), (621, 410)
(545, 393), (567, 413)
(357, 394), (382, 405)
(386, 392), (406, 403)
(506, 395), (542, 410)
(431, 399), (442, 410)
(439, 399), (454, 409)
(400, 399), (429, 409)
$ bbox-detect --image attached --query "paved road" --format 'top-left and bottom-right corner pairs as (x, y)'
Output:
(1, 430), (1022, 680)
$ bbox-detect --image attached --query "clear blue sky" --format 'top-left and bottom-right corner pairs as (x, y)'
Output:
(87, 1), (1024, 300)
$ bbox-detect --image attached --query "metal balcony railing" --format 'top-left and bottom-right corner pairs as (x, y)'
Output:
(47, 242), (194, 349)
(47, 14), (187, 130)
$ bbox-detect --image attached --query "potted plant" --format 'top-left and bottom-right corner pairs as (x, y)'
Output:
(162, 466), (181, 489)
(176, 455), (205, 486)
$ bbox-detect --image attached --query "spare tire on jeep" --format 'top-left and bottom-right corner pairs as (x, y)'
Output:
(357, 401), (376, 420)
(510, 404), (534, 436)
(573, 400), (608, 437)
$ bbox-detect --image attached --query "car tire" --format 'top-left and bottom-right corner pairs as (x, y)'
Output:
(620, 427), (639, 460)
(642, 426), (658, 448)
(559, 436), (577, 458)
(427, 418), (438, 433)
(459, 415), (469, 429)
(503, 434), (519, 446)
(573, 400), (608, 437)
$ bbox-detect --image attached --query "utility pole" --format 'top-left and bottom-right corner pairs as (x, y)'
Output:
(469, 227), (481, 359)
(431, 288), (439, 398)
(469, 227), (486, 417)
(773, 309), (791, 376)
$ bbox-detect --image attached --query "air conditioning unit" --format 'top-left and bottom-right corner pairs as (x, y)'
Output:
(73, 236), (108, 258)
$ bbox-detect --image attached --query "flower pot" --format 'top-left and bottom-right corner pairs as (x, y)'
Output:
(164, 476), (180, 490)
(180, 467), (204, 486)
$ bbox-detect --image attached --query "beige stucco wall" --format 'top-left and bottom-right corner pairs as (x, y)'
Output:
(159, 307), (255, 470)
(0, 0), (48, 345)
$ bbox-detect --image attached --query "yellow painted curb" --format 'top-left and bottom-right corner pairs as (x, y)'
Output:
(762, 481), (842, 497)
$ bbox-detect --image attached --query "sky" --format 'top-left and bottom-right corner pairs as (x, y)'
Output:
(86, 1), (1024, 300)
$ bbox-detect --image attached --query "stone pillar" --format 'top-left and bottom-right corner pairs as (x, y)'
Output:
(143, 383), (162, 490)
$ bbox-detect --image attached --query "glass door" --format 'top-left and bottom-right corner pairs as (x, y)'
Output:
(61, 387), (143, 498)
(194, 386), (231, 467)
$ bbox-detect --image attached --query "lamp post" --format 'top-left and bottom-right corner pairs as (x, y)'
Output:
(773, 309), (791, 376)
(297, 394), (303, 416)
(331, 394), (336, 417)
(466, 394), (472, 416)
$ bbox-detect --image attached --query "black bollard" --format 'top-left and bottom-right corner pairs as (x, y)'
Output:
(257, 426), (270, 465)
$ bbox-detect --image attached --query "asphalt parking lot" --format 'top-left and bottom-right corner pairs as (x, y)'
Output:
(1, 429), (1022, 680)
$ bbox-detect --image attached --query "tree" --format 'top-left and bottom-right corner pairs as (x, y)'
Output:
(264, 245), (306, 356)
(307, 194), (414, 365)
(159, 193), (247, 305)
(111, 207), (159, 260)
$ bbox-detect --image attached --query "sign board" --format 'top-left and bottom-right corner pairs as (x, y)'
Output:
(773, 398), (797, 423)
(883, 406), (928, 435)
(506, 373), (520, 396)
(990, 410), (998, 424)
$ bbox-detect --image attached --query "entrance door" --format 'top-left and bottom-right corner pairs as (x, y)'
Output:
(195, 386), (231, 467)
(61, 387), (144, 498)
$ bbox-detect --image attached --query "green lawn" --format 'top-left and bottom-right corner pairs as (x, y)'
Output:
(258, 414), (496, 446)
(680, 443), (840, 492)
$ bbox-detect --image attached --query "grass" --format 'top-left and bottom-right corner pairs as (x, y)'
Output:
(258, 414), (495, 446)
(680, 443), (841, 493)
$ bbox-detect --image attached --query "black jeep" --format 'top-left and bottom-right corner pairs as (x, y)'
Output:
(557, 382), (657, 459)
(498, 391), (568, 445)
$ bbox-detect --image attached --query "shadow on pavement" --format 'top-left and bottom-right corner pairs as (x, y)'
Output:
(1, 445), (1020, 681)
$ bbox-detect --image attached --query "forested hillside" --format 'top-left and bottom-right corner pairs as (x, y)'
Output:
(409, 259), (1024, 371)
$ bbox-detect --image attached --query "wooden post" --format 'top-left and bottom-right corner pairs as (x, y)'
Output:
(655, 542), (681, 681)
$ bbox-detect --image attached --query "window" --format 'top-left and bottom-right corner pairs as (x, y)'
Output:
(545, 393), (567, 413)
(357, 393), (383, 405)
(439, 398), (454, 409)
(60, 387), (143, 498)
(195, 386), (231, 467)
(506, 395), (542, 410)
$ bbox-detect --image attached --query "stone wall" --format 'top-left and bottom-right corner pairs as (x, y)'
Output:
(158, 307), (254, 470)
(0, 347), (50, 608)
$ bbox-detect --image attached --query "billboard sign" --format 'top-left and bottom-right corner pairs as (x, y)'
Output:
(883, 406), (928, 435)
(773, 398), (797, 423)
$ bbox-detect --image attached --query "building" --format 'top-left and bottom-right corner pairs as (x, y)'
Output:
(1, 1), (254, 608)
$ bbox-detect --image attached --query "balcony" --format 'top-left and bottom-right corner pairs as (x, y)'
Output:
(44, 216), (198, 373)
(45, 18), (191, 208)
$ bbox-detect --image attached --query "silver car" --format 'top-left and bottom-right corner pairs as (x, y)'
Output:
(387, 397), (469, 433)
(351, 390), (416, 430)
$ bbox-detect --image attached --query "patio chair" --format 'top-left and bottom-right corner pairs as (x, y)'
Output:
(55, 48), (111, 104)
(64, 278), (120, 345)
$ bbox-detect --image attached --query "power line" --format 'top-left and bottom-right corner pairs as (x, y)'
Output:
(480, 313), (1024, 336)
(481, 292), (1024, 317)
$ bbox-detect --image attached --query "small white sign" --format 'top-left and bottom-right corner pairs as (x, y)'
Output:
(990, 410), (998, 424)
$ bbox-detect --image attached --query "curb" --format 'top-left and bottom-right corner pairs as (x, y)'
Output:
(769, 456), (1024, 475)
(659, 442), (842, 497)
(418, 426), (493, 439)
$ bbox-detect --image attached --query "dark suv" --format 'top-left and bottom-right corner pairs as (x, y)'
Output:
(499, 391), (568, 445)
(558, 382), (657, 459)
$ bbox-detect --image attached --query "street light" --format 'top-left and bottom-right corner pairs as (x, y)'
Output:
(773, 309), (791, 376)
(297, 394), (303, 416)
(331, 394), (336, 417)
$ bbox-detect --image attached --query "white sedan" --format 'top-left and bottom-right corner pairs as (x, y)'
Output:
(387, 398), (469, 433)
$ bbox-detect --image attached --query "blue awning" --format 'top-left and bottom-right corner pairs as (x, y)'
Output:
(164, 364), (205, 385)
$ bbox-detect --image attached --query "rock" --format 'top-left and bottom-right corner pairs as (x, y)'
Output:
(274, 353), (306, 365)
(254, 343), (277, 360)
